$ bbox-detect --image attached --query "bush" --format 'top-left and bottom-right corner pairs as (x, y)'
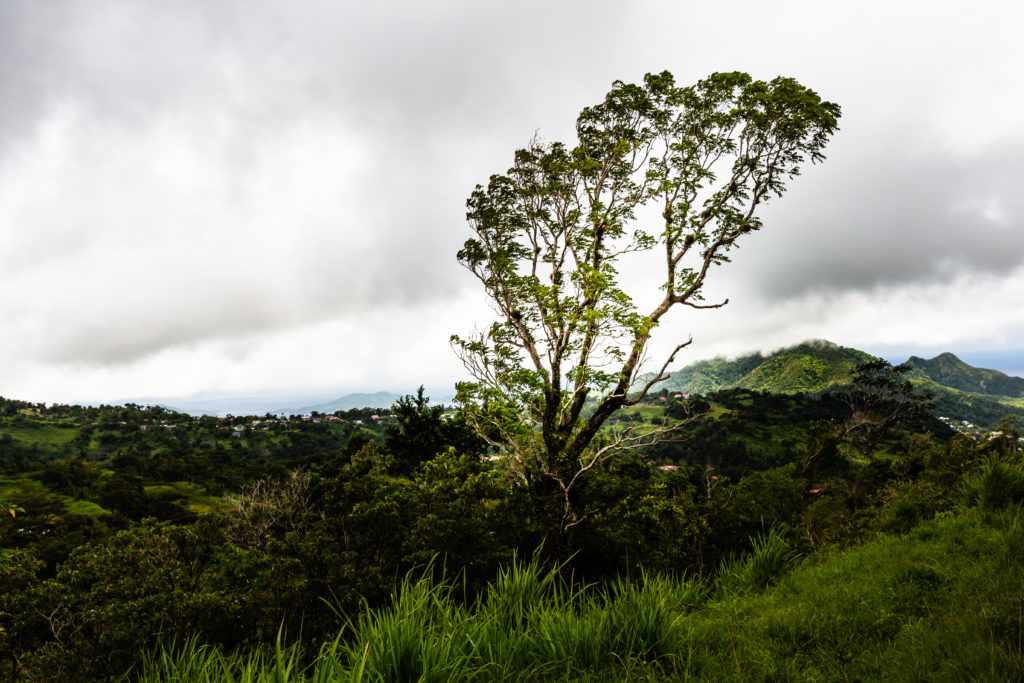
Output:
(884, 496), (922, 534)
(964, 458), (1024, 510)
(718, 527), (799, 595)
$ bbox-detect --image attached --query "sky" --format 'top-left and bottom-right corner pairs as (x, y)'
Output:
(2, 0), (1023, 410)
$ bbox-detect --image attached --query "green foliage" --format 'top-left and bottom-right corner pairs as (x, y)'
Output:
(883, 495), (923, 534)
(134, 633), (323, 683)
(0, 497), (24, 518)
(2, 374), (1019, 680)
(837, 358), (934, 461)
(383, 387), (485, 477)
(909, 378), (1024, 430)
(136, 509), (1024, 682)
(887, 563), (947, 617)
(329, 557), (703, 681)
(963, 456), (1024, 510)
(717, 526), (799, 595)
(454, 70), (840, 529)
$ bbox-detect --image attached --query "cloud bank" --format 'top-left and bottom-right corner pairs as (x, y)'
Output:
(1, 0), (1022, 404)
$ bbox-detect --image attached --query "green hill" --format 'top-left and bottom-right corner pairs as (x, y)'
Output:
(914, 378), (1024, 429)
(659, 339), (874, 395)
(647, 340), (1023, 429)
(907, 351), (1024, 398)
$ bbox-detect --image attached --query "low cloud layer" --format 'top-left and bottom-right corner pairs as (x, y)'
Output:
(738, 135), (1024, 301)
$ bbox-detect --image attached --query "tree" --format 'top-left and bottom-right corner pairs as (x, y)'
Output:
(839, 359), (934, 460)
(383, 387), (486, 476)
(222, 470), (313, 552)
(453, 70), (840, 527)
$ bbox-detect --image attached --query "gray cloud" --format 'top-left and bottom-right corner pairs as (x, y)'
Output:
(0, 0), (651, 369)
(732, 134), (1024, 301)
(1, 0), (1023, 401)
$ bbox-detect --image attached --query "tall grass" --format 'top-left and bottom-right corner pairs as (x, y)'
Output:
(716, 526), (799, 595)
(133, 631), (309, 683)
(963, 456), (1024, 510)
(135, 558), (704, 682)
(137, 511), (1023, 681)
(336, 569), (473, 682)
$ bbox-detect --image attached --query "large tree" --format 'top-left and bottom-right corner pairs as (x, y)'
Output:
(453, 71), (840, 527)
(840, 359), (934, 461)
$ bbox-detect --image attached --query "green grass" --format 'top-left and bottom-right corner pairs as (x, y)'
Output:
(0, 474), (50, 499)
(144, 481), (207, 498)
(136, 507), (1024, 681)
(0, 474), (112, 518)
(64, 499), (111, 517)
(704, 404), (732, 419)
(0, 421), (79, 446)
(611, 404), (669, 422)
(684, 508), (1024, 681)
(145, 480), (228, 514)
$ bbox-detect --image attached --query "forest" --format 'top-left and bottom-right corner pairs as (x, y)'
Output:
(1, 372), (1022, 681)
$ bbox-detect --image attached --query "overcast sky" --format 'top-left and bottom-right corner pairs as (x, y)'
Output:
(2, 0), (1023, 407)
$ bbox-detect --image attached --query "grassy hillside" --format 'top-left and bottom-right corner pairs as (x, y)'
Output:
(738, 341), (872, 393)
(914, 378), (1024, 429)
(658, 340), (874, 395)
(3, 384), (1022, 681)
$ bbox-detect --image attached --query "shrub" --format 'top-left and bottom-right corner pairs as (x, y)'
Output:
(718, 527), (799, 595)
(884, 495), (922, 534)
(964, 458), (1024, 510)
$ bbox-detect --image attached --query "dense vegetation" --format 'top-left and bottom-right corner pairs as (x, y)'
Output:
(651, 340), (1024, 430)
(1, 373), (1022, 681)
(908, 351), (1024, 398)
(653, 340), (873, 396)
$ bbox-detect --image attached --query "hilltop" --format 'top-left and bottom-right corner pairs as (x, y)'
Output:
(907, 351), (1024, 398)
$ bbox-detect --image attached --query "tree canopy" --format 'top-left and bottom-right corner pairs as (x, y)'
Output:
(453, 70), (840, 526)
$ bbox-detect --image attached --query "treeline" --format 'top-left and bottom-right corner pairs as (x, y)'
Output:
(0, 388), (1020, 680)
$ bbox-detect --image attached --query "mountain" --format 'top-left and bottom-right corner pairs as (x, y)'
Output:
(906, 352), (1024, 398)
(657, 340), (874, 395)
(289, 392), (406, 415)
(648, 340), (1023, 429)
(288, 391), (457, 416)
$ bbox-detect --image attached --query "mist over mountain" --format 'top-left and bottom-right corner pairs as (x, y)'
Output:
(76, 342), (1024, 420)
(291, 392), (406, 415)
(655, 340), (874, 395)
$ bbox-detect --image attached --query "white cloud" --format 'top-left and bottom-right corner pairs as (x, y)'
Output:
(645, 265), (1024, 370)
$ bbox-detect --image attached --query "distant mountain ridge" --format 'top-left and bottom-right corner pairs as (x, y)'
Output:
(906, 352), (1024, 399)
(646, 340), (1023, 429)
(289, 392), (405, 415)
(291, 391), (455, 416)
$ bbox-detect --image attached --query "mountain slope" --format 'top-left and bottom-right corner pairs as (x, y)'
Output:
(906, 352), (1024, 398)
(659, 340), (874, 395)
